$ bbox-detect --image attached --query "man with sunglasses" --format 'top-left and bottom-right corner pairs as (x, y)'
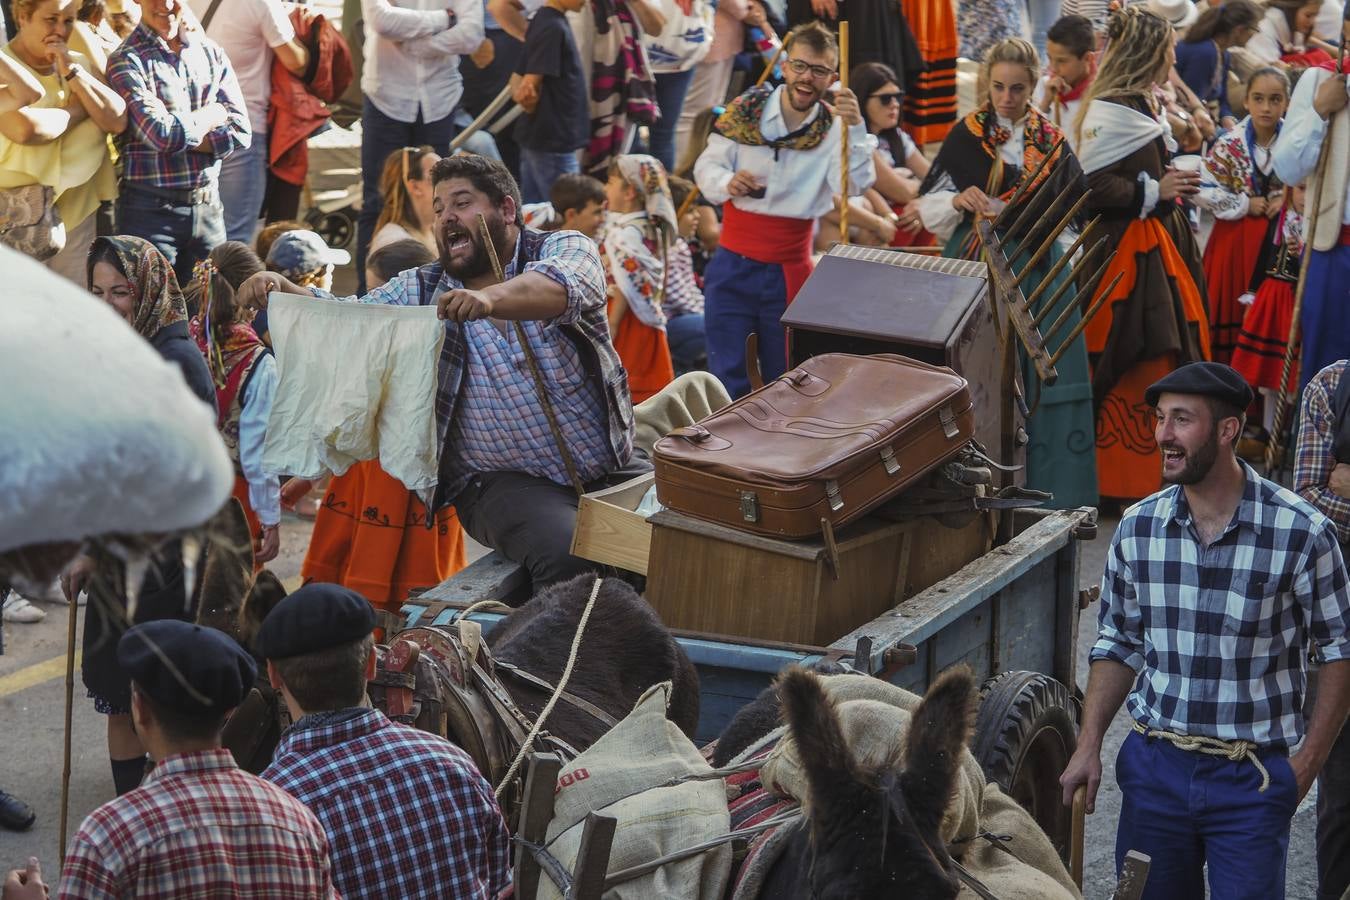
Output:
(694, 20), (876, 397)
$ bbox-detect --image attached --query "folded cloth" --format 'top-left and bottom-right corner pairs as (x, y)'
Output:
(262, 294), (445, 492)
(632, 371), (732, 456)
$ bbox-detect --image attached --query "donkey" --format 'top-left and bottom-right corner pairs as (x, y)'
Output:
(720, 665), (977, 900)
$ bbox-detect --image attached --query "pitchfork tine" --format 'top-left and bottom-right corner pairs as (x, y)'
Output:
(1024, 219), (1104, 311)
(1005, 179), (1074, 250)
(991, 137), (1066, 230)
(1047, 271), (1125, 368)
(1010, 192), (1093, 290)
(1041, 243), (1112, 342)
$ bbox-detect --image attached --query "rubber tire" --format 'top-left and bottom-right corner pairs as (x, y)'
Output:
(972, 670), (1079, 863)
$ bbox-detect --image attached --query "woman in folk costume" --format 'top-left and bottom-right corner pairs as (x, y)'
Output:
(1075, 5), (1210, 502)
(186, 263), (280, 568)
(582, 0), (663, 176)
(600, 153), (677, 403)
(300, 257), (467, 615)
(1196, 66), (1290, 364)
(907, 37), (1097, 509)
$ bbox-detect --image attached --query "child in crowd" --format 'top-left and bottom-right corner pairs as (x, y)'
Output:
(522, 173), (609, 238)
(600, 154), (677, 402)
(255, 219), (306, 265)
(1196, 66), (1289, 364)
(265, 230), (349, 295)
(1032, 14), (1096, 139)
(512, 0), (589, 203)
(667, 175), (719, 281)
(661, 176), (707, 374)
(365, 238), (436, 291)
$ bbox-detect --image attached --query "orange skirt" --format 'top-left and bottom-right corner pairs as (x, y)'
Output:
(1087, 218), (1210, 502)
(899, 0), (958, 145)
(1201, 215), (1268, 364)
(612, 307), (675, 403)
(301, 460), (466, 612)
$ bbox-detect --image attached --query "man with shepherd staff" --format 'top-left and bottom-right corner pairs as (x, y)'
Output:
(693, 20), (876, 398)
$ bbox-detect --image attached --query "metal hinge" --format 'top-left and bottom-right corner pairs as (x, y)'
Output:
(939, 404), (960, 439)
(825, 480), (844, 512)
(880, 445), (900, 476)
(740, 491), (760, 523)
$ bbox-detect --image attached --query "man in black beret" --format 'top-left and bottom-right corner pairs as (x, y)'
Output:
(2, 621), (339, 900)
(258, 583), (511, 900)
(1061, 361), (1350, 900)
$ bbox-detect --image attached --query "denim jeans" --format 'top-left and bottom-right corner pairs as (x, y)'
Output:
(649, 68), (696, 172)
(518, 147), (580, 204)
(218, 130), (268, 244)
(665, 311), (706, 375)
(116, 183), (227, 290)
(1025, 0), (1062, 60)
(357, 97), (456, 292)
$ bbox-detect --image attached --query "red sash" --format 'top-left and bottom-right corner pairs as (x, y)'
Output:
(719, 203), (815, 303)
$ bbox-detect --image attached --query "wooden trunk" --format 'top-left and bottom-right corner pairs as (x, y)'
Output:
(644, 509), (990, 645)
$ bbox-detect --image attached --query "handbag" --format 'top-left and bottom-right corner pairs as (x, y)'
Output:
(0, 183), (65, 261)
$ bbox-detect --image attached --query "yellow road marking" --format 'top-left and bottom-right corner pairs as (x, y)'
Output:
(0, 650), (82, 699)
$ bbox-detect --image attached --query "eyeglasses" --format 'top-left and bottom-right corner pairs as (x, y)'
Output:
(871, 92), (903, 106)
(785, 58), (836, 80)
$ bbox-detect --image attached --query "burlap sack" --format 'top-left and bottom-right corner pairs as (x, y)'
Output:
(959, 783), (1079, 900)
(632, 371), (732, 457)
(539, 682), (733, 900)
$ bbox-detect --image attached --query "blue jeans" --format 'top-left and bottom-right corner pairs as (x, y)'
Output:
(519, 147), (579, 204)
(116, 183), (226, 290)
(1025, 0), (1062, 60)
(1114, 729), (1300, 900)
(702, 248), (788, 398)
(218, 130), (268, 243)
(649, 68), (695, 172)
(665, 311), (706, 374)
(357, 97), (456, 292)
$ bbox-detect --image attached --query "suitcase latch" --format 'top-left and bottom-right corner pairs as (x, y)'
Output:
(825, 480), (844, 512)
(740, 491), (760, 523)
(880, 446), (900, 476)
(939, 405), (960, 439)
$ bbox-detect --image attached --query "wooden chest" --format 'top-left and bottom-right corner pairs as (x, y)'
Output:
(644, 508), (991, 645)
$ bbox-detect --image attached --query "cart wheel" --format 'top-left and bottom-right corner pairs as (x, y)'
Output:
(305, 206), (356, 252)
(972, 670), (1078, 864)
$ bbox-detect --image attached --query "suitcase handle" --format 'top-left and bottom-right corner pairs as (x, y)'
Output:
(667, 425), (732, 451)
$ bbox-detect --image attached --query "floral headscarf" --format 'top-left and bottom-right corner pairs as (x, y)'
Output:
(614, 154), (678, 248)
(88, 235), (188, 341)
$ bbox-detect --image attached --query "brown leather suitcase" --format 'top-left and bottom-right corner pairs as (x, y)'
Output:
(653, 353), (975, 538)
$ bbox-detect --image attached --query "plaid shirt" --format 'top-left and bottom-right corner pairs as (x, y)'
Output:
(1092, 462), (1350, 748)
(1295, 360), (1350, 545)
(107, 22), (251, 190)
(263, 708), (511, 900)
(58, 749), (337, 899)
(324, 228), (635, 506)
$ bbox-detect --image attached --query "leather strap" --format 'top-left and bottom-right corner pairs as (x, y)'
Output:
(744, 333), (765, 391)
(201, 0), (225, 28)
(495, 660), (619, 728)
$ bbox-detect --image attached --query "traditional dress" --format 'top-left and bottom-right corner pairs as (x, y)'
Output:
(694, 83), (877, 397)
(786, 0), (925, 98)
(914, 105), (1098, 508)
(1197, 118), (1283, 364)
(600, 155), (678, 403)
(876, 129), (936, 247)
(582, 0), (658, 176)
(1078, 94), (1210, 501)
(1231, 205), (1305, 392)
(899, 0), (958, 145)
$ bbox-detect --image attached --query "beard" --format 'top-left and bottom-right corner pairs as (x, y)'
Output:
(1160, 427), (1221, 486)
(439, 211), (510, 281)
(786, 79), (823, 112)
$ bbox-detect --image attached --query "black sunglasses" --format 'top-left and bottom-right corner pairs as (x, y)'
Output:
(871, 92), (903, 106)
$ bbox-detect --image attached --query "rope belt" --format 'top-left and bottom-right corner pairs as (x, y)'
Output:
(1130, 720), (1271, 792)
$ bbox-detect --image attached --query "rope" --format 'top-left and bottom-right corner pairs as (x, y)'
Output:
(454, 599), (513, 621)
(1130, 720), (1271, 792)
(494, 575), (605, 798)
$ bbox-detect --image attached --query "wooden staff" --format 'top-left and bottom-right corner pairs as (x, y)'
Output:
(1265, 40), (1346, 472)
(837, 21), (850, 239)
(59, 595), (78, 860)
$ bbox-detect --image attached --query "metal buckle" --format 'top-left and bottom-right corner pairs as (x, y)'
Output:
(880, 446), (900, 476)
(825, 480), (843, 512)
(740, 491), (759, 523)
(939, 405), (960, 439)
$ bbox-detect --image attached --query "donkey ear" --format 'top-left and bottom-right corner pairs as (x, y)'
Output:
(899, 664), (976, 836)
(237, 570), (289, 650)
(779, 667), (857, 800)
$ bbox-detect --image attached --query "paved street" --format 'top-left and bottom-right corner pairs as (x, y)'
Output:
(0, 514), (1324, 896)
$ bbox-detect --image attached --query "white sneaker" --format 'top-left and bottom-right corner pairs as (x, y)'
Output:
(21, 579), (69, 605)
(2, 592), (46, 624)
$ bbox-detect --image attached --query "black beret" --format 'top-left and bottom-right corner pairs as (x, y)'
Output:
(118, 620), (257, 715)
(255, 582), (376, 660)
(1145, 362), (1254, 411)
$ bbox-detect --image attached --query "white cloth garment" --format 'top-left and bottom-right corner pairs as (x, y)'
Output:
(0, 246), (232, 553)
(1274, 67), (1350, 233)
(915, 113), (1027, 242)
(262, 294), (446, 492)
(360, 0), (486, 124)
(188, 0), (295, 132)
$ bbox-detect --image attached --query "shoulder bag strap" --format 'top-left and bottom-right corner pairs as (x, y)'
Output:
(201, 0), (226, 30)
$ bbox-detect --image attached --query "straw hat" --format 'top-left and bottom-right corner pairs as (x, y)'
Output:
(1145, 0), (1200, 31)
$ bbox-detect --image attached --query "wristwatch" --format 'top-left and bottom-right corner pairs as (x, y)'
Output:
(63, 62), (83, 82)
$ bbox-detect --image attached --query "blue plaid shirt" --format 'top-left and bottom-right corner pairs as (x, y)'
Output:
(263, 709), (511, 900)
(107, 22), (251, 190)
(1092, 462), (1350, 748)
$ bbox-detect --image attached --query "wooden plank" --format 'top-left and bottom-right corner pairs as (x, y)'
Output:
(570, 473), (656, 575)
(416, 550), (530, 605)
(1112, 850), (1152, 900)
(1053, 542), (1083, 695)
(570, 813), (618, 900)
(514, 753), (562, 900)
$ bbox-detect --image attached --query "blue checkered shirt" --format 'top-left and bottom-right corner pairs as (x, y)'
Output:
(107, 23), (251, 190)
(263, 709), (511, 900)
(1092, 462), (1350, 748)
(322, 228), (633, 504)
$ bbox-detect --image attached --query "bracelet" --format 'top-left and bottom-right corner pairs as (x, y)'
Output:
(63, 63), (83, 81)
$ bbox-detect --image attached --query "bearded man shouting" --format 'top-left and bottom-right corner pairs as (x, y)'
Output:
(1059, 361), (1350, 900)
(240, 154), (643, 593)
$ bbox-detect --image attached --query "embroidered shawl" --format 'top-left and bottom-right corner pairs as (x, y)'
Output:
(713, 84), (833, 153)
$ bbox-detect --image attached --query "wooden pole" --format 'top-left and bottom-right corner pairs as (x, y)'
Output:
(59, 598), (79, 861)
(837, 21), (850, 241)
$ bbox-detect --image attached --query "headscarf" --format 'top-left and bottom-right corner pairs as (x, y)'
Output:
(186, 259), (266, 394)
(87, 235), (188, 341)
(614, 154), (678, 248)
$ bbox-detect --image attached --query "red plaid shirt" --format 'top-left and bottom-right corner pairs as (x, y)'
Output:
(58, 749), (338, 899)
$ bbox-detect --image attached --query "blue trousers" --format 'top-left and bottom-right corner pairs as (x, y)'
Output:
(218, 129), (268, 243)
(648, 68), (696, 172)
(703, 248), (788, 398)
(1299, 243), (1350, 392)
(519, 147), (580, 205)
(666, 311), (706, 374)
(357, 97), (456, 292)
(116, 183), (226, 291)
(1114, 729), (1300, 900)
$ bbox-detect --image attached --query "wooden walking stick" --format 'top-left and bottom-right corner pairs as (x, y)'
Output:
(59, 595), (78, 860)
(837, 21), (850, 240)
(1264, 37), (1347, 473)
